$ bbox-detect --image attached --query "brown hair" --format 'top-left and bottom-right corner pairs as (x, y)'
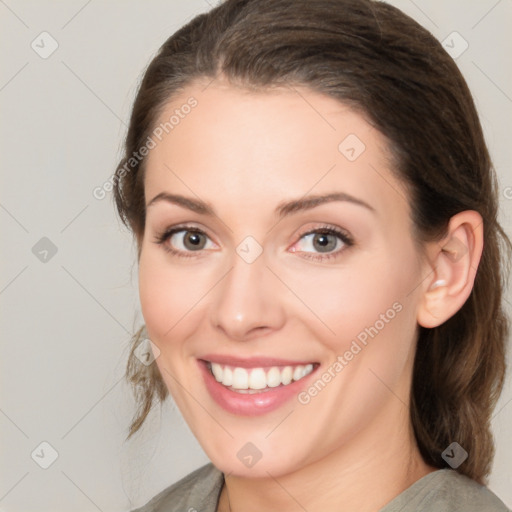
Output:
(113, 0), (510, 484)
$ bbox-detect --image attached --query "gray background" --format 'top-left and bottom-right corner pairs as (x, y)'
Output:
(0, 1), (511, 510)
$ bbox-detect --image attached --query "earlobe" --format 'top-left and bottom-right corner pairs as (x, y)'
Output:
(417, 211), (484, 329)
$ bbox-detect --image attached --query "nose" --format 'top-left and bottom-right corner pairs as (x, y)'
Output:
(209, 251), (286, 342)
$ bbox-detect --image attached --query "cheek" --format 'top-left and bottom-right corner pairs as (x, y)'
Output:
(138, 249), (199, 343)
(289, 256), (420, 427)
(283, 247), (420, 354)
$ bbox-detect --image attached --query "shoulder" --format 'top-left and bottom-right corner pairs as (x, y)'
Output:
(131, 463), (224, 512)
(382, 469), (511, 512)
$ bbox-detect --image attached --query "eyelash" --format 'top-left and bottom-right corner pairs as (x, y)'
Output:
(152, 223), (354, 262)
(292, 226), (354, 261)
(153, 225), (212, 260)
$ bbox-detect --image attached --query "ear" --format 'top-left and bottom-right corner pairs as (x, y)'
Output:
(417, 211), (484, 328)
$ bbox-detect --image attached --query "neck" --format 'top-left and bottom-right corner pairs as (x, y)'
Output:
(218, 405), (436, 512)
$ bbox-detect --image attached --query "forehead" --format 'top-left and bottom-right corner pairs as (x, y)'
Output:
(143, 79), (409, 222)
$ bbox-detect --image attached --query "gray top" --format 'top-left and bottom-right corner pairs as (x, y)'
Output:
(132, 463), (510, 512)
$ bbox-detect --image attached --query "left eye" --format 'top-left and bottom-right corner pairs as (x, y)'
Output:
(169, 230), (214, 251)
(293, 230), (348, 254)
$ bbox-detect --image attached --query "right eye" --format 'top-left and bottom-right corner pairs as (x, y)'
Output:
(153, 226), (216, 257)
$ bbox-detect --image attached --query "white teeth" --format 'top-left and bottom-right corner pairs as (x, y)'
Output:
(232, 367), (249, 389)
(208, 361), (315, 391)
(293, 365), (305, 381)
(211, 362), (223, 382)
(281, 366), (293, 385)
(267, 367), (281, 388)
(248, 368), (267, 390)
(222, 366), (233, 386)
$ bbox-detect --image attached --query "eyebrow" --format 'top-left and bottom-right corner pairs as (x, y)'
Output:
(147, 192), (213, 215)
(276, 192), (375, 217)
(146, 191), (376, 217)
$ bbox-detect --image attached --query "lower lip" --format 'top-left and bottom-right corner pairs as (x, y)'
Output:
(198, 360), (317, 416)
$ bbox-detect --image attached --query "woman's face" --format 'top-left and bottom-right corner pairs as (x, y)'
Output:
(139, 78), (429, 477)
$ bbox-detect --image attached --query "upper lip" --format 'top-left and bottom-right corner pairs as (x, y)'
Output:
(200, 354), (318, 368)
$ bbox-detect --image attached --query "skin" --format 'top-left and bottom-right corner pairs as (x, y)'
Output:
(138, 76), (483, 512)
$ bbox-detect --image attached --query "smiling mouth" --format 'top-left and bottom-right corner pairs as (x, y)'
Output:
(204, 361), (318, 394)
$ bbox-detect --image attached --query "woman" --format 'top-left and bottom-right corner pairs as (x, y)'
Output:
(113, 0), (511, 510)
